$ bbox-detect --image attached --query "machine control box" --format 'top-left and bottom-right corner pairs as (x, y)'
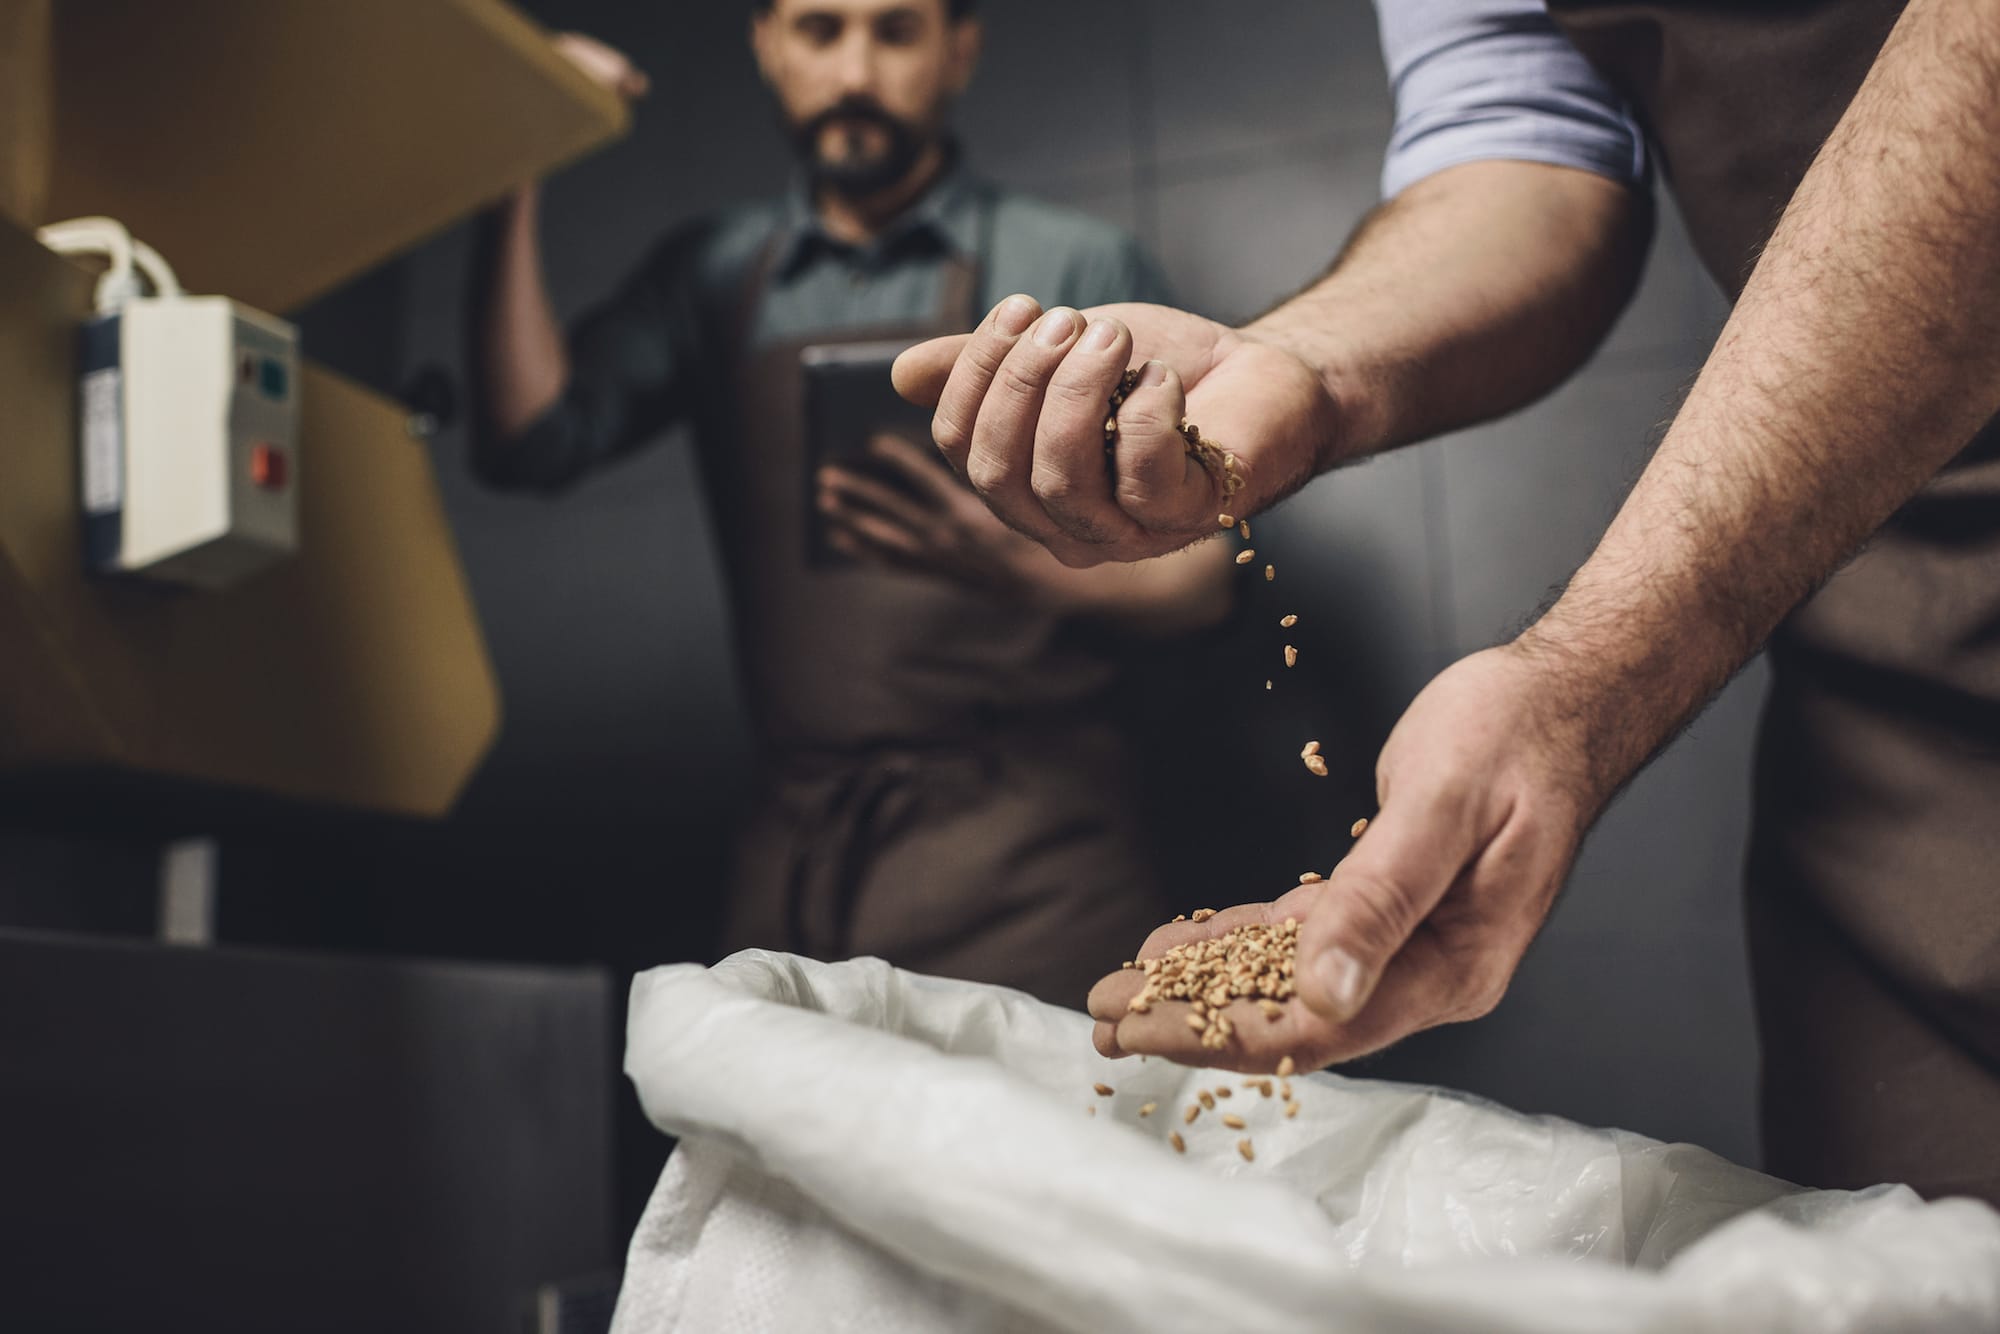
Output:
(77, 297), (300, 589)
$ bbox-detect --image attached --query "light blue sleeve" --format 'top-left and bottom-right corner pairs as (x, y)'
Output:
(1374, 0), (1648, 198)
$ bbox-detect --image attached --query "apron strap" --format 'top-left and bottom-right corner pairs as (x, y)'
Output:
(726, 229), (788, 361)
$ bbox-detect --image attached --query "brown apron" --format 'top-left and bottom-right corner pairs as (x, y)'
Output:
(701, 220), (1165, 1009)
(1550, 0), (2000, 1203)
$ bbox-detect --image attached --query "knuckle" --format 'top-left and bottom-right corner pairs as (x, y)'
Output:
(1114, 395), (1176, 435)
(995, 358), (1048, 403)
(1114, 470), (1196, 528)
(964, 452), (1012, 497)
(1043, 369), (1107, 413)
(1029, 464), (1084, 507)
(931, 407), (969, 454)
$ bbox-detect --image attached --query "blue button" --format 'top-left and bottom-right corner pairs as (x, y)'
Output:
(259, 358), (288, 400)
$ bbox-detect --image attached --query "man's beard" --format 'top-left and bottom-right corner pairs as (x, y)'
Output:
(792, 95), (931, 200)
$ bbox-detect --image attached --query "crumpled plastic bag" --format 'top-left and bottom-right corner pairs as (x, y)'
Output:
(611, 951), (2000, 1334)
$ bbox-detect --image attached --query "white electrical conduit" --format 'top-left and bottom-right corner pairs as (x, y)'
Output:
(36, 215), (183, 314)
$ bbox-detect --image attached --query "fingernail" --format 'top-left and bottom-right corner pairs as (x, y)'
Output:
(1034, 308), (1078, 348)
(1135, 359), (1169, 389)
(1315, 948), (1369, 1022)
(995, 295), (1037, 336)
(1078, 319), (1119, 354)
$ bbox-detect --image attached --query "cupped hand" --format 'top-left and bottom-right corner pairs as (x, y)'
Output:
(1088, 644), (1604, 1073)
(892, 296), (1341, 568)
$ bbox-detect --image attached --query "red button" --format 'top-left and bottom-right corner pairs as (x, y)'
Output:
(249, 443), (288, 490)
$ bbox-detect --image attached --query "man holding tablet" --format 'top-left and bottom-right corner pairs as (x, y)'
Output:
(470, 1), (1231, 1005)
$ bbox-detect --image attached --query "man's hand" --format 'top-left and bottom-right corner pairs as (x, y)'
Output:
(552, 31), (651, 101)
(818, 433), (1058, 601)
(1086, 644), (1601, 1072)
(891, 297), (1341, 568)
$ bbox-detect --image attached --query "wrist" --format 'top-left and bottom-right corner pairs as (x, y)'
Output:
(1235, 315), (1392, 468)
(1507, 576), (1738, 811)
(499, 182), (541, 225)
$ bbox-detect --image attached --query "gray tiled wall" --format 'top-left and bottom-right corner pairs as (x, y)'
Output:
(405, 1), (1759, 1165)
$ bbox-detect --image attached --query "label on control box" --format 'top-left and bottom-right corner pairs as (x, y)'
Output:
(80, 367), (123, 516)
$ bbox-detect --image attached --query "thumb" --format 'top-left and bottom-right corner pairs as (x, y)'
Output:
(1296, 792), (1475, 1023)
(891, 334), (972, 408)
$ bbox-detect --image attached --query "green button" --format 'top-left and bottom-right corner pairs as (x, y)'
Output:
(259, 358), (288, 400)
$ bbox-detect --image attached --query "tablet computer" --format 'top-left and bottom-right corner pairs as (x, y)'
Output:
(800, 339), (954, 567)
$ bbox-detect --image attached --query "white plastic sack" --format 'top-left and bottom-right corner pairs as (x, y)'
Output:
(612, 951), (2000, 1334)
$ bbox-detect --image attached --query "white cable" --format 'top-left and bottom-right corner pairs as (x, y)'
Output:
(129, 237), (182, 301)
(36, 216), (181, 312)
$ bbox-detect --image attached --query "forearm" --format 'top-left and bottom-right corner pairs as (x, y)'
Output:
(480, 186), (570, 440)
(1032, 542), (1235, 636)
(1245, 160), (1651, 465)
(1521, 0), (2000, 801)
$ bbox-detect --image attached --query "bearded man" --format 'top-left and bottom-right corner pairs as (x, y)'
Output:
(469, 0), (1231, 1005)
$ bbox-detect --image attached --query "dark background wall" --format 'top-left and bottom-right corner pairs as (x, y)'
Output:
(3, 0), (1759, 1248)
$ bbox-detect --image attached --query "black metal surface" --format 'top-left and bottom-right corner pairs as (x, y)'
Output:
(0, 929), (614, 1333)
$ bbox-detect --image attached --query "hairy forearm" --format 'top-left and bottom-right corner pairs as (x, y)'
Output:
(481, 186), (570, 440)
(1245, 160), (1652, 464)
(1522, 0), (2000, 801)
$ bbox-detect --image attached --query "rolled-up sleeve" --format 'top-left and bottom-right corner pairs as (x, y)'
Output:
(1374, 0), (1648, 198)
(472, 220), (710, 493)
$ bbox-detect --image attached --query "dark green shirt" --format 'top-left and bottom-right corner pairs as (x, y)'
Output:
(476, 163), (1173, 490)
